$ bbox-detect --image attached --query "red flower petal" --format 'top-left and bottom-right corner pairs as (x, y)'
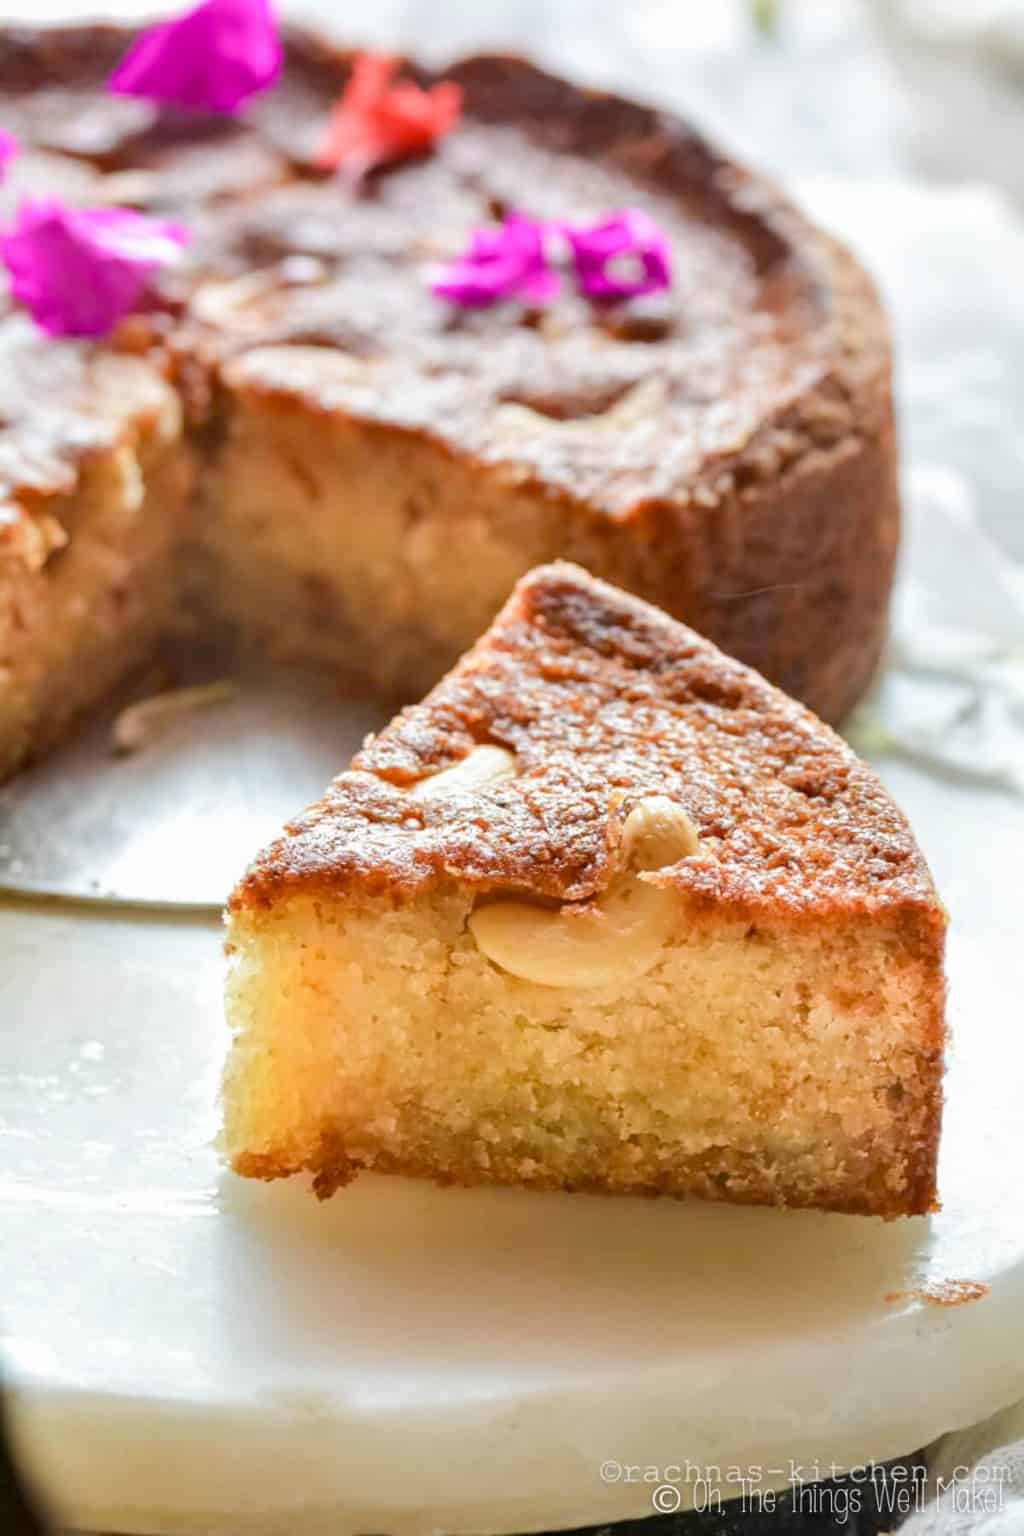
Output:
(317, 52), (462, 176)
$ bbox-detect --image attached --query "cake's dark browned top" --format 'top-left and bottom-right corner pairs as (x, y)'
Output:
(232, 563), (941, 919)
(0, 23), (889, 528)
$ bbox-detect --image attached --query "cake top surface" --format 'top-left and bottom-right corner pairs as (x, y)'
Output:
(0, 23), (888, 525)
(232, 562), (938, 920)
(0, 314), (176, 517)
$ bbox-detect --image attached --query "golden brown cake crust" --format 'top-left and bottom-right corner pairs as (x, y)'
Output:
(231, 562), (942, 925)
(0, 24), (898, 731)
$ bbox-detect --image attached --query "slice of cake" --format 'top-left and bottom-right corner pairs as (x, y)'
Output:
(223, 564), (946, 1216)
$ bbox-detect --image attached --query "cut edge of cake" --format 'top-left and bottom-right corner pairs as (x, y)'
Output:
(0, 328), (193, 780)
(221, 563), (946, 1218)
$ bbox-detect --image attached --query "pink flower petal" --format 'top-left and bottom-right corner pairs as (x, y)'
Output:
(563, 209), (672, 300)
(108, 0), (281, 115)
(0, 200), (189, 338)
(431, 213), (558, 308)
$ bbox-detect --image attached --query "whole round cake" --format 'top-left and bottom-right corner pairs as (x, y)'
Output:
(0, 22), (899, 779)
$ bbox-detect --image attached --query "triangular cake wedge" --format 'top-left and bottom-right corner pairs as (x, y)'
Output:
(223, 564), (946, 1216)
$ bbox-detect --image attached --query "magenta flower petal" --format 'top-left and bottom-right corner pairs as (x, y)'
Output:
(431, 213), (558, 308)
(108, 0), (282, 115)
(0, 130), (18, 178)
(0, 200), (189, 338)
(563, 208), (672, 300)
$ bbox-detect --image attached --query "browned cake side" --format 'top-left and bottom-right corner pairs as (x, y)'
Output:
(225, 564), (946, 1217)
(0, 320), (194, 779)
(0, 24), (899, 778)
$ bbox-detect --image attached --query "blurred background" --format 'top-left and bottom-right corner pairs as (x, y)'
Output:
(7, 0), (1024, 196)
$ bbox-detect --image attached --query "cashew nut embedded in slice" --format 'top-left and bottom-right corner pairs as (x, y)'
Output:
(468, 796), (700, 989)
(410, 744), (517, 800)
(468, 876), (677, 989)
(619, 794), (701, 871)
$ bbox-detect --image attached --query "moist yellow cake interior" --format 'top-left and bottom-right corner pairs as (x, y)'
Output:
(223, 886), (936, 1214)
(198, 351), (747, 701)
(0, 367), (191, 778)
(198, 353), (563, 698)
